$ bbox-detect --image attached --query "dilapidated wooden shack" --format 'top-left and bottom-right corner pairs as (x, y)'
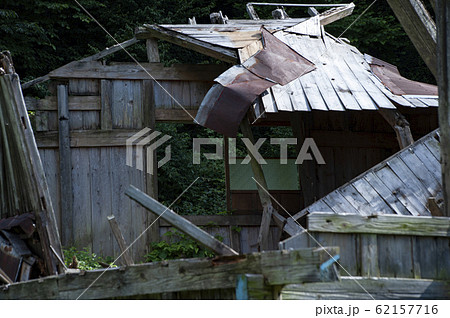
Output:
(1, 2), (448, 299)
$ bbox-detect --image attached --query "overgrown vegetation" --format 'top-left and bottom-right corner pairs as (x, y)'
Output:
(144, 229), (217, 262)
(63, 247), (116, 270)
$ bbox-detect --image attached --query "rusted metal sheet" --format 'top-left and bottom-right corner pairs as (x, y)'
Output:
(366, 54), (438, 96)
(196, 27), (315, 136)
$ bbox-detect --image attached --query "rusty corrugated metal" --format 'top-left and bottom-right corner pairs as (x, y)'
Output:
(366, 54), (438, 96)
(195, 27), (315, 137)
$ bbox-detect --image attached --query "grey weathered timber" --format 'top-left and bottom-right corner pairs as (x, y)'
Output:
(57, 84), (73, 246)
(80, 38), (139, 62)
(135, 25), (239, 63)
(386, 0), (437, 77)
(49, 61), (227, 81)
(142, 79), (159, 244)
(319, 3), (355, 26)
(240, 116), (283, 250)
(308, 213), (450, 237)
(107, 215), (134, 266)
(146, 38), (160, 62)
(125, 185), (238, 256)
(22, 38), (139, 89)
(280, 277), (450, 300)
(0, 60), (63, 275)
(378, 109), (414, 149)
(360, 234), (379, 277)
(437, 0), (450, 217)
(0, 247), (338, 300)
(100, 80), (113, 130)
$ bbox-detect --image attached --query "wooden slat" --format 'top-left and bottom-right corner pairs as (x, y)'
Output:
(25, 96), (101, 111)
(307, 213), (450, 237)
(49, 61), (227, 81)
(107, 215), (134, 266)
(386, 0), (437, 77)
(280, 277), (450, 300)
(100, 80), (113, 130)
(125, 185), (238, 256)
(57, 84), (73, 246)
(0, 247), (338, 300)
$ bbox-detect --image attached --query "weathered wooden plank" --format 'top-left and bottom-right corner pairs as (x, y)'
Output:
(360, 234), (379, 277)
(57, 84), (73, 246)
(125, 185), (238, 256)
(280, 277), (450, 300)
(71, 148), (92, 249)
(146, 38), (160, 63)
(25, 96), (101, 111)
(107, 215), (134, 266)
(0, 247), (338, 300)
(352, 178), (393, 215)
(308, 213), (450, 237)
(49, 61), (227, 81)
(386, 0), (437, 77)
(373, 166), (423, 216)
(378, 235), (414, 278)
(137, 24), (238, 63)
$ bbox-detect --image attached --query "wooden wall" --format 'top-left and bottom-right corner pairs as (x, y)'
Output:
(26, 63), (218, 262)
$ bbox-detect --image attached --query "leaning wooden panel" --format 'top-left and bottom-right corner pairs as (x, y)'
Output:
(308, 213), (450, 237)
(280, 277), (450, 300)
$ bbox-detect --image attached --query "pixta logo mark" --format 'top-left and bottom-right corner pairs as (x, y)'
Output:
(126, 128), (171, 175)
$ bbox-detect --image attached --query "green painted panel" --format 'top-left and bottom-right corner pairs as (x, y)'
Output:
(230, 159), (299, 190)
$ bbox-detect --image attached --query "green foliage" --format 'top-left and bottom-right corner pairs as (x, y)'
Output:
(156, 123), (228, 215)
(144, 229), (215, 262)
(63, 247), (116, 270)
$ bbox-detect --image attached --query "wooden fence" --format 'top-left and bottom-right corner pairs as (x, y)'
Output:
(280, 213), (450, 281)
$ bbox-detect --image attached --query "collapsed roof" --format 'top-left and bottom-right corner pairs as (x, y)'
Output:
(136, 3), (438, 137)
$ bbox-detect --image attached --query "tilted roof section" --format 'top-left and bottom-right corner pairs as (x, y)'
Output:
(284, 129), (442, 235)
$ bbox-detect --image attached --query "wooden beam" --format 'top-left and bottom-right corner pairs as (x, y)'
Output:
(146, 38), (160, 63)
(48, 61), (226, 81)
(125, 185), (238, 256)
(107, 215), (134, 266)
(80, 38), (139, 62)
(280, 277), (450, 300)
(0, 247), (338, 299)
(135, 24), (239, 64)
(378, 109), (414, 149)
(307, 212), (450, 237)
(386, 0), (437, 78)
(57, 84), (73, 246)
(319, 3), (355, 26)
(240, 116), (281, 250)
(437, 0), (450, 217)
(22, 38), (139, 89)
(25, 95), (100, 111)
